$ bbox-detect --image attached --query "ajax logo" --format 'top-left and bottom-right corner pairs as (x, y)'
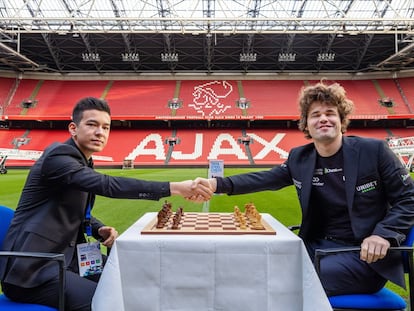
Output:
(188, 81), (233, 117)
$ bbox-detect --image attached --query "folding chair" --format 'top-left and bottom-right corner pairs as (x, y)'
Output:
(314, 227), (414, 311)
(0, 205), (65, 311)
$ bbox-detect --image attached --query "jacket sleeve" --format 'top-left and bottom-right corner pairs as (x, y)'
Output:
(221, 162), (293, 195)
(372, 140), (414, 245)
(41, 143), (171, 201)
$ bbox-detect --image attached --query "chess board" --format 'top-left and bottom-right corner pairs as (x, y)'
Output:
(141, 212), (276, 235)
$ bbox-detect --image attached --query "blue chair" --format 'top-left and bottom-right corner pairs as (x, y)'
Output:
(314, 227), (414, 311)
(0, 205), (65, 311)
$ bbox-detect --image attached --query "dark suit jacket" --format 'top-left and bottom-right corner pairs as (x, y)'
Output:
(220, 136), (414, 288)
(0, 138), (170, 288)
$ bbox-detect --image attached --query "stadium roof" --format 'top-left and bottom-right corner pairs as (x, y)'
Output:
(1, 0), (414, 75)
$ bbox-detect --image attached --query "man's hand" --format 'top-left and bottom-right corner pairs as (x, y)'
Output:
(360, 235), (390, 263)
(98, 226), (118, 248)
(185, 178), (217, 202)
(170, 180), (213, 202)
(192, 177), (217, 192)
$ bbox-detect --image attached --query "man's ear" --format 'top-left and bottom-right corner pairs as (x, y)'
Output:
(68, 122), (77, 137)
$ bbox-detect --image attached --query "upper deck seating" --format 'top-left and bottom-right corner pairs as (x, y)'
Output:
(3, 78), (414, 120)
(309, 79), (389, 116)
(0, 77), (15, 110)
(375, 79), (412, 114)
(105, 80), (177, 117)
(5, 79), (40, 116)
(4, 80), (108, 118)
(241, 80), (305, 117)
(396, 77), (414, 113)
(24, 80), (109, 118)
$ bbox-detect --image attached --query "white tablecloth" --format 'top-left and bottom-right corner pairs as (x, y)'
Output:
(92, 213), (332, 311)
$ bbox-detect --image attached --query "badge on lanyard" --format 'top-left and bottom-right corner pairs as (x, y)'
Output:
(77, 241), (103, 277)
(77, 201), (103, 277)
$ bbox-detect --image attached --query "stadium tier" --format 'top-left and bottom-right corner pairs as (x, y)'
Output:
(0, 78), (15, 110)
(1, 78), (414, 167)
(395, 77), (414, 113)
(106, 80), (177, 117)
(2, 78), (414, 121)
(375, 79), (412, 115)
(1, 128), (413, 167)
(240, 80), (305, 117)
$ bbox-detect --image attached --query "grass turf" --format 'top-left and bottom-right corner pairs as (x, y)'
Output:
(0, 167), (411, 300)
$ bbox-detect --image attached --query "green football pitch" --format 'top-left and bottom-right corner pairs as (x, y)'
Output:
(1, 167), (412, 299)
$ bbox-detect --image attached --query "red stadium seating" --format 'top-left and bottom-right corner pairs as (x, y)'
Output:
(0, 77), (15, 110)
(396, 77), (414, 113)
(105, 80), (177, 117)
(1, 78), (414, 167)
(25, 80), (109, 118)
(375, 79), (412, 114)
(4, 79), (109, 119)
(309, 79), (389, 116)
(5, 79), (40, 116)
(241, 80), (305, 117)
(2, 78), (414, 120)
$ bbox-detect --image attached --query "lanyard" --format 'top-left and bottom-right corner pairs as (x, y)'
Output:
(84, 195), (93, 237)
(84, 160), (95, 238)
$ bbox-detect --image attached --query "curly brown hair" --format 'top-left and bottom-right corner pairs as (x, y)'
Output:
(297, 81), (354, 139)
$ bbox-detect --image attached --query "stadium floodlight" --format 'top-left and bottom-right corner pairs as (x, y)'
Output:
(82, 52), (100, 62)
(317, 52), (335, 62)
(278, 53), (296, 62)
(240, 53), (257, 62)
(161, 53), (179, 62)
(122, 52), (140, 62)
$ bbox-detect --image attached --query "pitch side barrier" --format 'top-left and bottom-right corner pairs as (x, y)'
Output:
(387, 136), (414, 171)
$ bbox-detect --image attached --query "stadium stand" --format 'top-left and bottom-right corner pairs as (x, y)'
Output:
(395, 77), (414, 112)
(375, 78), (413, 114)
(105, 80), (177, 118)
(4, 79), (40, 116)
(241, 80), (306, 117)
(1, 78), (414, 168)
(24, 80), (109, 118)
(2, 127), (414, 167)
(3, 78), (414, 120)
(309, 79), (390, 116)
(0, 78), (15, 112)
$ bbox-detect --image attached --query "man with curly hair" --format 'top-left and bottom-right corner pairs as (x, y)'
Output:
(193, 81), (414, 296)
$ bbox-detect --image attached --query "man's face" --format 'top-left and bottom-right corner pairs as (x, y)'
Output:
(69, 109), (111, 159)
(306, 101), (342, 143)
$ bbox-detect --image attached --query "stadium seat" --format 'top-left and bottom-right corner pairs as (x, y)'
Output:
(0, 205), (65, 311)
(314, 227), (414, 311)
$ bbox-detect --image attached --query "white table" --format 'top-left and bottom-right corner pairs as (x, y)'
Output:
(92, 213), (332, 311)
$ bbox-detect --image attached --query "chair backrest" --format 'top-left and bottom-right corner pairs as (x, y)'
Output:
(0, 205), (14, 250)
(402, 226), (414, 273)
(404, 226), (414, 247)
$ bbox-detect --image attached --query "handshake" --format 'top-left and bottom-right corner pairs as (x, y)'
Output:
(170, 177), (218, 203)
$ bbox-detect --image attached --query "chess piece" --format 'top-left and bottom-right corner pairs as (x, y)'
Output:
(156, 201), (173, 228)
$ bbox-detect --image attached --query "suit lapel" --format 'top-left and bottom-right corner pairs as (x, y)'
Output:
(300, 148), (317, 220)
(343, 137), (359, 211)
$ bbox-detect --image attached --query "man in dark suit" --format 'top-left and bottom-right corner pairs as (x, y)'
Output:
(193, 82), (414, 296)
(0, 97), (212, 311)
